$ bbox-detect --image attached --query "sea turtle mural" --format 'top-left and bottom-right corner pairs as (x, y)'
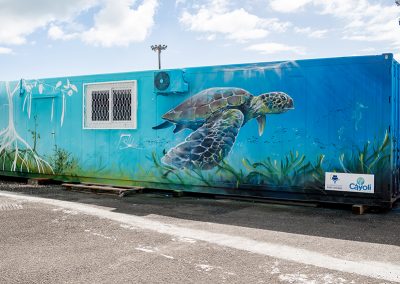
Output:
(153, 87), (294, 170)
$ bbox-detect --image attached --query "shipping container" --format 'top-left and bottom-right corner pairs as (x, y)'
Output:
(0, 54), (399, 208)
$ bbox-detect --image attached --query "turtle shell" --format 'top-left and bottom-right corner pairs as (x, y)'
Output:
(162, 87), (252, 123)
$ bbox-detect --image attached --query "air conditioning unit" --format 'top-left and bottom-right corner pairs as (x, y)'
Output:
(154, 70), (189, 95)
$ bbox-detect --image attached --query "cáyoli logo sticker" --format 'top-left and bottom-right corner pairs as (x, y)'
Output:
(325, 172), (374, 194)
(349, 177), (372, 191)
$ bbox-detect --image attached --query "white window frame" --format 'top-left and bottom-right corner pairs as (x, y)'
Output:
(83, 80), (137, 129)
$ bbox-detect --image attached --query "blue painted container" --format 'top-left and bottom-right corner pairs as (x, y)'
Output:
(1, 54), (399, 207)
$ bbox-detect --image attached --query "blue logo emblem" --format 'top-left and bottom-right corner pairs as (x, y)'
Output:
(350, 176), (372, 191)
(331, 174), (339, 184)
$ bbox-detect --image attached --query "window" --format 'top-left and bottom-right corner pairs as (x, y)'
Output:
(84, 80), (137, 129)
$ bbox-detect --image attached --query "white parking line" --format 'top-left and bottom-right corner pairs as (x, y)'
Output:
(0, 202), (23, 211)
(0, 191), (399, 283)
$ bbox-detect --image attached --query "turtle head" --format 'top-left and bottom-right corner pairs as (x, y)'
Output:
(250, 92), (294, 116)
(250, 92), (294, 136)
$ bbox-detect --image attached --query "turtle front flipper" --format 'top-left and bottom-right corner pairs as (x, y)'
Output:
(256, 115), (266, 136)
(162, 109), (244, 170)
(152, 121), (173, 130)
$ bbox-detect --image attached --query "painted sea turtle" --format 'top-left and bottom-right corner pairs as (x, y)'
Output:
(153, 87), (294, 170)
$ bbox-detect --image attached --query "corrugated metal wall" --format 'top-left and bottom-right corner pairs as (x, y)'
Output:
(392, 60), (400, 198)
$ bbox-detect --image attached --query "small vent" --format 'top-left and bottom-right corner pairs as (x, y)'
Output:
(92, 90), (110, 121)
(154, 72), (170, 91)
(113, 89), (132, 121)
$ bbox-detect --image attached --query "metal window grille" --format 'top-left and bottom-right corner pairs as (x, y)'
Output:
(112, 89), (132, 121)
(84, 80), (137, 129)
(92, 90), (110, 121)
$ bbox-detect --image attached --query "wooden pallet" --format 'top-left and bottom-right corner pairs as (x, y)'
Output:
(352, 204), (368, 215)
(214, 195), (318, 207)
(62, 183), (144, 197)
(28, 178), (55, 185)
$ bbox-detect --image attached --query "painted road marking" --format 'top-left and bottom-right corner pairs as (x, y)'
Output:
(0, 191), (399, 283)
(0, 202), (23, 211)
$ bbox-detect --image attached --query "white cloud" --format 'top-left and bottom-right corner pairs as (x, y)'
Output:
(269, 0), (312, 13)
(196, 34), (217, 41)
(175, 0), (186, 6)
(337, 4), (400, 45)
(82, 0), (158, 47)
(0, 0), (158, 48)
(359, 47), (376, 53)
(48, 25), (79, 41)
(318, 0), (400, 49)
(0, 47), (13, 54)
(179, 0), (290, 42)
(294, 27), (328, 39)
(0, 0), (97, 45)
(270, 0), (400, 51)
(246, 42), (305, 55)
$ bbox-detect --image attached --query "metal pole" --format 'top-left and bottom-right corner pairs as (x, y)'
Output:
(151, 44), (167, 70)
(158, 50), (161, 69)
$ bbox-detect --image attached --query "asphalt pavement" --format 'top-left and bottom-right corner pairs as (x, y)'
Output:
(0, 180), (399, 283)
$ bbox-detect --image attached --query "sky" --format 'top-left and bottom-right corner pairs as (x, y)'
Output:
(0, 0), (399, 80)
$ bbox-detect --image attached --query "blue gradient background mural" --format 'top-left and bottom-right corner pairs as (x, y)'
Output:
(0, 54), (398, 206)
